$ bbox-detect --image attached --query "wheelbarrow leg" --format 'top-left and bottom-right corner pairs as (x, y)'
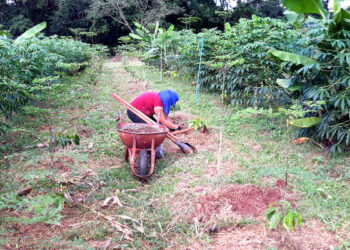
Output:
(129, 138), (156, 179)
(149, 139), (156, 176)
(130, 136), (137, 175)
(124, 148), (129, 160)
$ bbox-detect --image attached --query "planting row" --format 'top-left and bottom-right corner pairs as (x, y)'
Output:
(0, 22), (107, 132)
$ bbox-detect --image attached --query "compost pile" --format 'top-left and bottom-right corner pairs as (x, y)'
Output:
(119, 123), (164, 134)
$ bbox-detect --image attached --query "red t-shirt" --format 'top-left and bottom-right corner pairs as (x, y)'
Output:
(131, 92), (163, 117)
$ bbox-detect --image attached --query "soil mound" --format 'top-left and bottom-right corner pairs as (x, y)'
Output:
(118, 123), (165, 134)
(193, 184), (290, 222)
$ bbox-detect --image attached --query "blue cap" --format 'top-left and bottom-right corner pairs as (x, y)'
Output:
(158, 90), (179, 115)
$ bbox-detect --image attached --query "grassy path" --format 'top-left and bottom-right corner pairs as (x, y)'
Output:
(1, 59), (349, 249)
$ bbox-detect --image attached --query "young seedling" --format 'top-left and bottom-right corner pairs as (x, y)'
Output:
(265, 200), (302, 232)
(189, 117), (206, 131)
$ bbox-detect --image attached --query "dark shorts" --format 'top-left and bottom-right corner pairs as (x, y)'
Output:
(127, 110), (156, 123)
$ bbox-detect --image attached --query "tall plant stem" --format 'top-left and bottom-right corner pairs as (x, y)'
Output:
(222, 67), (226, 104)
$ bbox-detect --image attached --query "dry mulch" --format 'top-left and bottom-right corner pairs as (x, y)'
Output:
(203, 219), (340, 250)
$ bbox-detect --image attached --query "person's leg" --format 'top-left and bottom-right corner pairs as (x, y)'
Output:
(127, 109), (146, 123)
(155, 144), (164, 159)
(127, 110), (157, 123)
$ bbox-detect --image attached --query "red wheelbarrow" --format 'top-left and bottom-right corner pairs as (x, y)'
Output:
(117, 112), (169, 179)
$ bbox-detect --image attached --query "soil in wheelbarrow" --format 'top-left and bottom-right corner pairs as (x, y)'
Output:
(119, 123), (164, 134)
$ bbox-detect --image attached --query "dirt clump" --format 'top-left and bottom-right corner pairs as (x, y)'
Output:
(192, 184), (293, 222)
(118, 123), (165, 134)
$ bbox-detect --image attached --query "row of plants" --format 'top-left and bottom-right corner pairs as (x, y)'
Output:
(0, 22), (107, 133)
(126, 0), (350, 153)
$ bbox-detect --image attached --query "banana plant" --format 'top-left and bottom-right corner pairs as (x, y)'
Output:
(158, 24), (177, 63)
(129, 21), (159, 49)
(129, 21), (161, 61)
(14, 22), (46, 45)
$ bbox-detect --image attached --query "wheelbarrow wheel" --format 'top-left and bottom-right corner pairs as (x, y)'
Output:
(138, 149), (148, 176)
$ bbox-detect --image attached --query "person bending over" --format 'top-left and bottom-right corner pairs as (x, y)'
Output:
(127, 89), (182, 158)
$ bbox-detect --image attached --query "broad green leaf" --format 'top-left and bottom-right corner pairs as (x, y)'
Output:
(129, 33), (143, 40)
(269, 50), (317, 66)
(294, 212), (302, 226)
(333, 8), (350, 26)
(281, 0), (329, 19)
(265, 206), (279, 221)
(284, 10), (305, 24)
(269, 212), (283, 230)
(167, 25), (174, 32)
(329, 9), (350, 36)
(289, 117), (321, 128)
(277, 79), (301, 92)
(133, 22), (142, 29)
(282, 210), (294, 231)
(14, 22), (46, 45)
(277, 78), (292, 88)
(334, 0), (341, 13)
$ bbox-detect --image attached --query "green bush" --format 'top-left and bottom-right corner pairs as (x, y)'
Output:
(270, 1), (350, 153)
(132, 16), (298, 107)
(0, 25), (107, 133)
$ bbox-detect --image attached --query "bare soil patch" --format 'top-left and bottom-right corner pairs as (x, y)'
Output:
(192, 184), (294, 223)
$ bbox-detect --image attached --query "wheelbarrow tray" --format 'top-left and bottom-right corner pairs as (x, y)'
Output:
(117, 123), (168, 149)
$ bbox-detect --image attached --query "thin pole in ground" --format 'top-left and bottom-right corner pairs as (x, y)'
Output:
(160, 41), (163, 81)
(195, 37), (204, 105)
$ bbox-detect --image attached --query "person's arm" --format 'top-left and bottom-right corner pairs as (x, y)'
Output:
(154, 107), (179, 130)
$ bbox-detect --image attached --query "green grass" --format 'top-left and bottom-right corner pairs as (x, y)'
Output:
(1, 58), (349, 248)
(125, 61), (350, 233)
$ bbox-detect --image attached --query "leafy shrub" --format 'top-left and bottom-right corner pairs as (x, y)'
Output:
(270, 1), (350, 153)
(0, 25), (107, 133)
(132, 16), (298, 107)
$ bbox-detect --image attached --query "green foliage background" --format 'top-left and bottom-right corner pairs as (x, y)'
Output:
(128, 1), (350, 153)
(0, 25), (106, 133)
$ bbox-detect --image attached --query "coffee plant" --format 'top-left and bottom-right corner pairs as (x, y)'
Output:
(270, 0), (350, 153)
(128, 1), (350, 153)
